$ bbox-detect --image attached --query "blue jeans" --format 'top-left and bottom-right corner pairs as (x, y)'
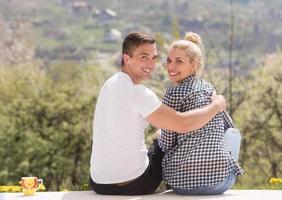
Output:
(173, 128), (241, 195)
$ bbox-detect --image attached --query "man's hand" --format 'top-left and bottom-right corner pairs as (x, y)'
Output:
(146, 90), (227, 133)
(211, 90), (226, 112)
(153, 129), (161, 140)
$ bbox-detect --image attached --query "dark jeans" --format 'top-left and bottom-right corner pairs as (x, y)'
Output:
(89, 140), (164, 195)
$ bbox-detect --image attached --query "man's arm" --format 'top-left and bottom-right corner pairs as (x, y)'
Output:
(146, 94), (226, 133)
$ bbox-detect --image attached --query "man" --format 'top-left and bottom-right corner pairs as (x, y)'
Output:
(89, 31), (226, 195)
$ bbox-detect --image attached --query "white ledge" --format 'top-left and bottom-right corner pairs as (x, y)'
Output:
(1, 189), (282, 200)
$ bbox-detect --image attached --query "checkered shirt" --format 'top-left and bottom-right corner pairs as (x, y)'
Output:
(159, 76), (244, 189)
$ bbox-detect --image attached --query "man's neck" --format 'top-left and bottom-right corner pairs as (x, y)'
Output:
(121, 66), (140, 84)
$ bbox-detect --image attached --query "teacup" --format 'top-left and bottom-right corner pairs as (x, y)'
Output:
(20, 177), (43, 196)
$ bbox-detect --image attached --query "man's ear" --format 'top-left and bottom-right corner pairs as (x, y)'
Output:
(123, 53), (130, 65)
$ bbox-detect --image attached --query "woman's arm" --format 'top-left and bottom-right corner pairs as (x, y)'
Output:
(223, 111), (235, 130)
(159, 129), (177, 152)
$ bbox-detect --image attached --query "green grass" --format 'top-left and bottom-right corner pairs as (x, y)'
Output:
(31, 28), (61, 49)
(69, 27), (104, 46)
(31, 23), (110, 51)
(58, 183), (90, 192)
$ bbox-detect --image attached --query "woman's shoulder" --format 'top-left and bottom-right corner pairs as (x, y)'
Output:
(165, 82), (192, 97)
(191, 78), (214, 92)
(163, 77), (215, 100)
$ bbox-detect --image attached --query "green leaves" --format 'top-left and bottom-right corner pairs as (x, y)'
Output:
(234, 53), (282, 187)
(0, 63), (108, 190)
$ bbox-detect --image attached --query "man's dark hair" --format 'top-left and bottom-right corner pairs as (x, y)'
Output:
(121, 31), (155, 66)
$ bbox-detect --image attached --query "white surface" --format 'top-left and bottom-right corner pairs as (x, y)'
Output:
(1, 190), (282, 200)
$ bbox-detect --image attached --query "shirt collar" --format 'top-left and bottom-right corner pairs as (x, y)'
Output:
(180, 75), (196, 84)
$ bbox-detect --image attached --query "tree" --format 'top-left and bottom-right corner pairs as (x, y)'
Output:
(234, 53), (282, 187)
(171, 18), (181, 40)
(0, 63), (110, 190)
(0, 18), (35, 67)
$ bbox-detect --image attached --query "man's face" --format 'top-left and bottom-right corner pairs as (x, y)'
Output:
(124, 43), (158, 84)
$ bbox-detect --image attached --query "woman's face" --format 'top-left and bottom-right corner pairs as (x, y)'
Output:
(166, 47), (195, 84)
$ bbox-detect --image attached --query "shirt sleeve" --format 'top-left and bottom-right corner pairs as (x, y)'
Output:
(129, 84), (162, 118)
(158, 90), (178, 152)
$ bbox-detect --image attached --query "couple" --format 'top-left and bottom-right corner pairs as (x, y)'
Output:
(89, 31), (243, 195)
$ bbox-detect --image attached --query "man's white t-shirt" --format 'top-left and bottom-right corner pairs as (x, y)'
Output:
(90, 72), (162, 184)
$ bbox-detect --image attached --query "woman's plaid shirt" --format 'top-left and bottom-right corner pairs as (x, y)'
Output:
(159, 76), (244, 189)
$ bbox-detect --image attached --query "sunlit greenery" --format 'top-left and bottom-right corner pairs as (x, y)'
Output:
(0, 0), (281, 191)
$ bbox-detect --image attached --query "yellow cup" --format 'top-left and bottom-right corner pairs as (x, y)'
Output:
(20, 177), (43, 196)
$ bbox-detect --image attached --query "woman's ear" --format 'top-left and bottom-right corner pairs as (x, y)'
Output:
(190, 60), (196, 68)
(191, 60), (197, 75)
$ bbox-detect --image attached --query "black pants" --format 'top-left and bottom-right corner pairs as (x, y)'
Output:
(89, 140), (164, 195)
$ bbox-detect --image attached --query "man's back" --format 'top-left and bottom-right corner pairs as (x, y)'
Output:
(90, 72), (161, 184)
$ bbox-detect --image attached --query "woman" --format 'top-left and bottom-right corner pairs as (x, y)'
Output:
(158, 32), (244, 195)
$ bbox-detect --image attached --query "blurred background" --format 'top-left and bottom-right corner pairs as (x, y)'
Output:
(0, 0), (281, 191)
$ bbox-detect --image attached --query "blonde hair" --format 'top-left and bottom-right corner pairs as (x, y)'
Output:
(170, 32), (205, 76)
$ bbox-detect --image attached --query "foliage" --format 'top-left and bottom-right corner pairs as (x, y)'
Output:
(234, 53), (282, 188)
(0, 63), (110, 190)
(0, 19), (35, 67)
(268, 178), (282, 190)
(0, 0), (282, 191)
